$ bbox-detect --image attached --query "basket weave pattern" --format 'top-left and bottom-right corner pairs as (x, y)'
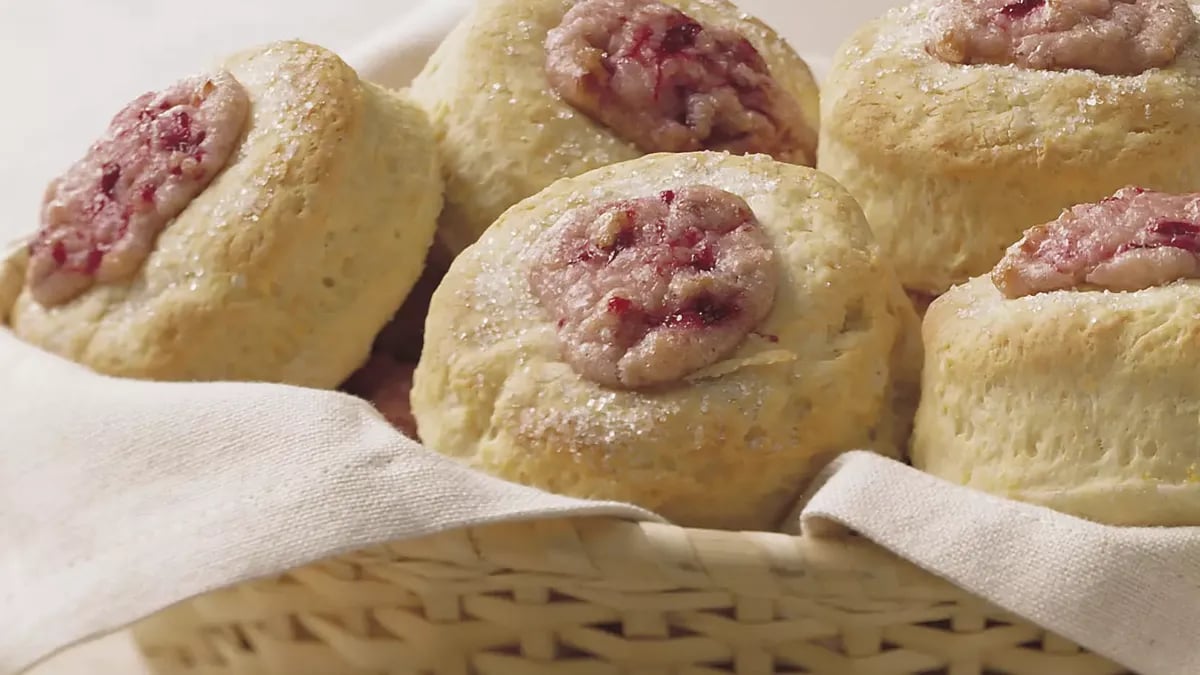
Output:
(133, 519), (1127, 675)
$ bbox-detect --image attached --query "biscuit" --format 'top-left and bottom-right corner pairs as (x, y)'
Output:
(913, 275), (1200, 526)
(411, 152), (920, 530)
(914, 186), (1200, 525)
(8, 41), (443, 388)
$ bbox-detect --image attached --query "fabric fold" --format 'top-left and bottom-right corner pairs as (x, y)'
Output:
(799, 451), (1200, 675)
(0, 327), (658, 675)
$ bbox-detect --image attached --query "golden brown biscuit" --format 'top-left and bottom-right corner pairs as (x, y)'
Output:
(408, 0), (820, 262)
(819, 0), (1200, 297)
(7, 41), (443, 388)
(411, 152), (920, 531)
(912, 187), (1200, 525)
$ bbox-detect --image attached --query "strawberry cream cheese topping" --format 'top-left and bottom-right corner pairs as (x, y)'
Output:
(27, 70), (250, 306)
(545, 0), (815, 163)
(529, 185), (777, 389)
(928, 0), (1195, 75)
(993, 187), (1200, 297)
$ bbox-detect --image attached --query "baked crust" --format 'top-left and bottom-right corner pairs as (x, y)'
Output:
(818, 0), (1200, 295)
(410, 152), (920, 530)
(408, 0), (820, 262)
(7, 41), (443, 388)
(912, 275), (1200, 525)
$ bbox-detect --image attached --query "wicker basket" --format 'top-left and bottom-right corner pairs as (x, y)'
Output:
(130, 517), (1127, 675)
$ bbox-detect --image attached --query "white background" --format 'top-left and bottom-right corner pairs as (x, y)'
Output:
(3, 0), (896, 672)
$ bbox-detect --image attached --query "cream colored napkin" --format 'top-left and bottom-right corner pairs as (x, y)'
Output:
(4, 2), (1200, 675)
(797, 452), (1200, 675)
(0, 327), (661, 675)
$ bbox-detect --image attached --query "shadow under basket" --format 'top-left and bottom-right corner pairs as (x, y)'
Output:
(131, 518), (1127, 675)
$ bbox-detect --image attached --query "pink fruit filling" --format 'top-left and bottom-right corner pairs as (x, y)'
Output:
(1001, 0), (1047, 19)
(927, 0), (1196, 75)
(27, 70), (250, 306)
(992, 187), (1200, 298)
(544, 0), (815, 165)
(529, 185), (778, 389)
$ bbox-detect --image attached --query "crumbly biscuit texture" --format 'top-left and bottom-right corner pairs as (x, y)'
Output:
(411, 152), (920, 530)
(8, 41), (443, 388)
(913, 275), (1200, 525)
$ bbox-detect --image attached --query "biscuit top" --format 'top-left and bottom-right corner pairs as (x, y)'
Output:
(27, 70), (249, 307)
(927, 0), (1196, 75)
(992, 187), (1200, 297)
(544, 0), (814, 164)
(527, 184), (778, 389)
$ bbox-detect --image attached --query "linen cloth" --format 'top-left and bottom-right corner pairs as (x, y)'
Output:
(3, 2), (1199, 674)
